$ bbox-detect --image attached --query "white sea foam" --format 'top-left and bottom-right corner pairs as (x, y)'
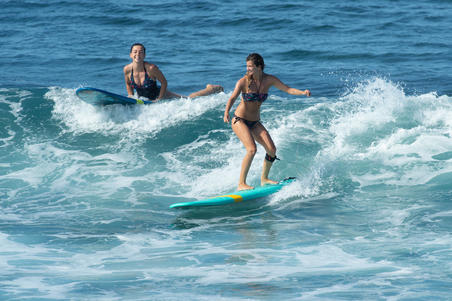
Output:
(46, 87), (226, 141)
(314, 78), (452, 187)
(0, 232), (72, 298)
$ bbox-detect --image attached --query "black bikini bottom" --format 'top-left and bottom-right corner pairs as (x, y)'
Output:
(136, 86), (160, 100)
(233, 115), (260, 129)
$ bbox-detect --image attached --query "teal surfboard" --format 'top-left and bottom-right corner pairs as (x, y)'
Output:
(169, 177), (295, 209)
(76, 87), (153, 105)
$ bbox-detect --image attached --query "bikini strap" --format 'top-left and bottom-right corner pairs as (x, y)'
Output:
(130, 64), (149, 85)
(247, 74), (264, 94)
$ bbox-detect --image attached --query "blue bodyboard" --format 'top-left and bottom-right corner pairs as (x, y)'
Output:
(76, 87), (152, 105)
(170, 178), (295, 209)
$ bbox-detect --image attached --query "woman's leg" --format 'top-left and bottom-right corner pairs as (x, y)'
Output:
(163, 90), (184, 99)
(251, 122), (278, 185)
(188, 84), (223, 98)
(232, 118), (257, 190)
(160, 85), (223, 100)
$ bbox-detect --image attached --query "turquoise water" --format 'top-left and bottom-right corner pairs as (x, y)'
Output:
(1, 1), (452, 300)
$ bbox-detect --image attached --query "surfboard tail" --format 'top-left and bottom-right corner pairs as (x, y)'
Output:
(76, 87), (152, 105)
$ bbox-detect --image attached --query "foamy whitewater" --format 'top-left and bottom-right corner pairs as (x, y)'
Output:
(1, 0), (452, 299)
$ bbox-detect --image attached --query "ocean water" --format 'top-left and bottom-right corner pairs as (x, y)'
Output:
(1, 0), (452, 300)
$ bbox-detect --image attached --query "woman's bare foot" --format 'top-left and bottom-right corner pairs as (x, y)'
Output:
(206, 84), (224, 93)
(261, 178), (278, 186)
(188, 84), (223, 98)
(237, 183), (254, 191)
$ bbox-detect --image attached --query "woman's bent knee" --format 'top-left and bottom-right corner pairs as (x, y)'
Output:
(246, 147), (257, 156)
(267, 146), (276, 157)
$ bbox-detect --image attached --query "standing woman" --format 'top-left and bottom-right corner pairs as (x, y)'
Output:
(124, 43), (223, 101)
(224, 53), (311, 190)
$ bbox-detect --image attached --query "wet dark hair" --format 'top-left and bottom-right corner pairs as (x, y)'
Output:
(130, 43), (146, 54)
(245, 53), (265, 91)
(246, 53), (265, 71)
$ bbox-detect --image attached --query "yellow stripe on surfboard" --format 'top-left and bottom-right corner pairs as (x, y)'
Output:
(216, 194), (244, 202)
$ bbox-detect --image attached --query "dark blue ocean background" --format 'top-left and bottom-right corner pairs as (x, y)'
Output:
(1, 0), (452, 300)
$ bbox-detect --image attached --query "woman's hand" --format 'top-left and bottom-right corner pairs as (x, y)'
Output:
(224, 111), (230, 123)
(304, 89), (311, 97)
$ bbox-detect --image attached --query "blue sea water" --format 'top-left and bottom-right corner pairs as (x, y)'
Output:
(1, 0), (452, 299)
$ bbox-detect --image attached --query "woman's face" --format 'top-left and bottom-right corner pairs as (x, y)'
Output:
(130, 45), (145, 62)
(246, 60), (260, 76)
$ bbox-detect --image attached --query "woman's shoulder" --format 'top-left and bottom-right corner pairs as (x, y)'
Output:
(263, 73), (277, 81)
(264, 73), (281, 85)
(235, 76), (248, 90)
(237, 76), (248, 85)
(123, 63), (132, 74)
(144, 61), (158, 70)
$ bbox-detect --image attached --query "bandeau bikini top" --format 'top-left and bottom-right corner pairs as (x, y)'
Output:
(242, 92), (268, 102)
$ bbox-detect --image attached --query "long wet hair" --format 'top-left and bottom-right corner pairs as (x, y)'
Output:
(130, 43), (146, 54)
(245, 53), (265, 92)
